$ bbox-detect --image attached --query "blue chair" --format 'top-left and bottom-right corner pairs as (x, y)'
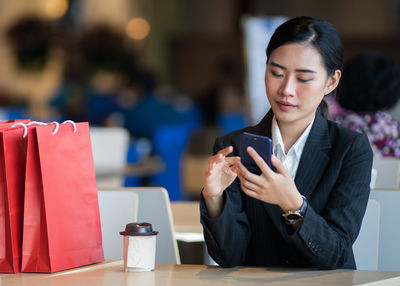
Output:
(124, 141), (143, 187)
(218, 111), (248, 134)
(150, 124), (192, 201)
(0, 107), (27, 120)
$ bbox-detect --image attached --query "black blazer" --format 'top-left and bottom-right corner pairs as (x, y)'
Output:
(200, 110), (373, 270)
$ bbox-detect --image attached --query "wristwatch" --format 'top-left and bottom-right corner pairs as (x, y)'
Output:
(281, 196), (308, 225)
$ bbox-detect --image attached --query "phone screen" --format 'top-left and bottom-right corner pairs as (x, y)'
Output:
(240, 132), (275, 174)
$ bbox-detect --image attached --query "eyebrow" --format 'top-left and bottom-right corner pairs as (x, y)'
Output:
(270, 62), (317, 73)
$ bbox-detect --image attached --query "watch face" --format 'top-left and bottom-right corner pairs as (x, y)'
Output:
(285, 213), (303, 222)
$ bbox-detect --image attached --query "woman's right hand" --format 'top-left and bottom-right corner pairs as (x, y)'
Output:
(203, 146), (240, 199)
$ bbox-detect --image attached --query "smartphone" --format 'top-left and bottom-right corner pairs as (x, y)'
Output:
(240, 132), (275, 175)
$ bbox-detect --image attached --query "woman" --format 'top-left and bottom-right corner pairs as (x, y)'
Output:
(200, 16), (373, 270)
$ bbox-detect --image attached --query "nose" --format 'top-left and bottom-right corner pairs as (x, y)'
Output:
(279, 76), (295, 97)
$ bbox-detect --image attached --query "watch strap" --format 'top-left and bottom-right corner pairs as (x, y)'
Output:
(281, 196), (307, 225)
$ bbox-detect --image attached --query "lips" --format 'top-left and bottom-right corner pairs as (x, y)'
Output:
(278, 101), (295, 107)
(276, 101), (296, 111)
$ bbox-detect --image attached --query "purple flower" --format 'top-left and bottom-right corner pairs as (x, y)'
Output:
(329, 101), (400, 159)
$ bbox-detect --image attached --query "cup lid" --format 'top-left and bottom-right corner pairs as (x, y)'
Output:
(119, 222), (158, 236)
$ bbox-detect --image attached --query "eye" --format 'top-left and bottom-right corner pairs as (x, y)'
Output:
(271, 70), (283, 78)
(298, 78), (312, 83)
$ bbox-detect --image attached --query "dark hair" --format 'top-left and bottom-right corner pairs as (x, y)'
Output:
(266, 17), (343, 116)
(338, 52), (400, 112)
(267, 16), (343, 76)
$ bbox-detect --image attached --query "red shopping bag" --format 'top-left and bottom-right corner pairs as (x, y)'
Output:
(0, 121), (30, 273)
(21, 121), (104, 273)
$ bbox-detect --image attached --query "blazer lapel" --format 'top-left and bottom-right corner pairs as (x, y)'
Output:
(294, 113), (331, 199)
(254, 112), (331, 238)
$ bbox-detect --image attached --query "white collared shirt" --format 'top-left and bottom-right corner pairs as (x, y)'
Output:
(271, 116), (314, 179)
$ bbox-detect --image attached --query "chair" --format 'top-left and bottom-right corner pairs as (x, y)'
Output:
(90, 127), (130, 187)
(217, 111), (247, 135)
(151, 125), (191, 201)
(97, 189), (139, 259)
(352, 198), (380, 270)
(0, 107), (27, 121)
(98, 187), (180, 264)
(370, 189), (400, 270)
(372, 157), (400, 189)
(132, 187), (181, 264)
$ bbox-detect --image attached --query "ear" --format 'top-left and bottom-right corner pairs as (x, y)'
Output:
(324, 70), (341, 95)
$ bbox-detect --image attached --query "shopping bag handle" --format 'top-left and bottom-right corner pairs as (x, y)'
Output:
(51, 121), (59, 135)
(11, 120), (77, 137)
(51, 120), (77, 135)
(62, 120), (77, 133)
(13, 121), (48, 138)
(11, 122), (28, 138)
(27, 121), (48, 126)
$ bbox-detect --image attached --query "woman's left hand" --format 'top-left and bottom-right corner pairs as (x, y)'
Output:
(234, 146), (303, 212)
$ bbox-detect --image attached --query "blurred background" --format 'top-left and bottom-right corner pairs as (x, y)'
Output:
(1, 0), (399, 201)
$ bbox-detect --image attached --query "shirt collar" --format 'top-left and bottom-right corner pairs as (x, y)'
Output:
(271, 116), (315, 158)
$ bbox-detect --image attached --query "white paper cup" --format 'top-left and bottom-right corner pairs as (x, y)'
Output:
(120, 222), (158, 272)
(123, 235), (157, 271)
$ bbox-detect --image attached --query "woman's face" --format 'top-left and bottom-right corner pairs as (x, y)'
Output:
(265, 43), (340, 128)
